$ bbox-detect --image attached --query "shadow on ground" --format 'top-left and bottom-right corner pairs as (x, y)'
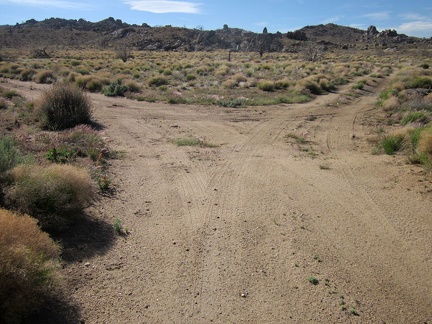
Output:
(24, 293), (82, 324)
(53, 211), (117, 263)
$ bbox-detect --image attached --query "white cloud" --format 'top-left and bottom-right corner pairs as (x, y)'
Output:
(0, 0), (92, 9)
(321, 16), (341, 25)
(255, 21), (269, 28)
(399, 13), (427, 20)
(363, 12), (390, 21)
(124, 0), (202, 14)
(397, 21), (432, 37)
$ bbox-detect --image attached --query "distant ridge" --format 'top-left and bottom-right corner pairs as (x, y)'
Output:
(1, 17), (430, 52)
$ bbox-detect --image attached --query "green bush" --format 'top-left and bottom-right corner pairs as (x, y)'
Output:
(186, 74), (196, 81)
(37, 83), (93, 130)
(0, 136), (23, 174)
(304, 81), (322, 95)
(5, 164), (94, 228)
(148, 76), (169, 87)
(381, 134), (404, 155)
(103, 79), (128, 97)
(0, 208), (60, 324)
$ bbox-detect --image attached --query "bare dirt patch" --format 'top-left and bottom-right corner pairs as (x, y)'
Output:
(5, 78), (432, 323)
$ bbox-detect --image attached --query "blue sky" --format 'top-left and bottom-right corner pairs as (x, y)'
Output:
(0, 0), (431, 37)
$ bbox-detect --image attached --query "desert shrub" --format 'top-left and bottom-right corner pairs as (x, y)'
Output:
(36, 83), (92, 130)
(405, 76), (432, 89)
(333, 77), (348, 85)
(34, 70), (56, 84)
(186, 74), (196, 81)
(148, 76), (169, 87)
(319, 78), (336, 92)
(75, 67), (90, 75)
(5, 164), (94, 227)
(0, 209), (60, 323)
(401, 111), (430, 125)
(125, 80), (141, 93)
(0, 136), (23, 174)
(304, 81), (322, 95)
(222, 79), (238, 89)
(215, 65), (230, 77)
(19, 68), (36, 81)
(0, 99), (7, 109)
(74, 75), (91, 89)
(86, 78), (103, 92)
(258, 80), (275, 92)
(275, 79), (290, 90)
(420, 63), (430, 69)
(103, 79), (128, 97)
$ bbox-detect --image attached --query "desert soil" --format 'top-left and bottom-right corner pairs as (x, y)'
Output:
(6, 77), (432, 323)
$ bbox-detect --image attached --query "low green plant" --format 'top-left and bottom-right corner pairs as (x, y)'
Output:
(174, 137), (202, 146)
(113, 218), (128, 234)
(103, 79), (129, 97)
(401, 111), (429, 125)
(350, 307), (360, 316)
(36, 83), (93, 131)
(217, 98), (245, 108)
(97, 174), (112, 191)
(333, 77), (348, 85)
(174, 137), (216, 147)
(352, 80), (366, 90)
(0, 136), (23, 173)
(0, 208), (60, 324)
(307, 276), (319, 285)
(45, 147), (76, 163)
(381, 135), (404, 155)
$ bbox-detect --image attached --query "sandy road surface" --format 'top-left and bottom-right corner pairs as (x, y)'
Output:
(5, 78), (432, 323)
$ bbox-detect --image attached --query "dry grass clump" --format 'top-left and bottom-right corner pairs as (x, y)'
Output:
(417, 128), (432, 162)
(0, 208), (60, 323)
(34, 70), (56, 84)
(36, 83), (93, 130)
(383, 97), (401, 111)
(5, 164), (94, 228)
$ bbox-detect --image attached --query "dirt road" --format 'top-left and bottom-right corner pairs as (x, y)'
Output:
(7, 78), (432, 323)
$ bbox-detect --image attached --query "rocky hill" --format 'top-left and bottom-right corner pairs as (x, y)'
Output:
(0, 17), (430, 53)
